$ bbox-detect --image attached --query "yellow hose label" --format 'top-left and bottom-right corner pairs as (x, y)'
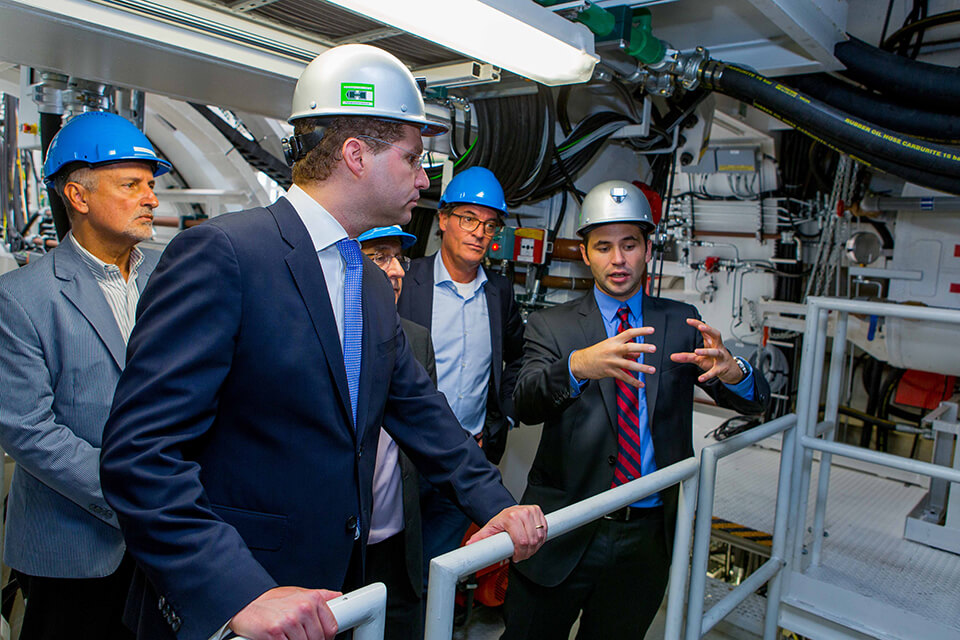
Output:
(844, 117), (960, 161)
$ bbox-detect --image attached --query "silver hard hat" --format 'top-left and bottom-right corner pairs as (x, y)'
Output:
(576, 180), (655, 236)
(289, 44), (447, 136)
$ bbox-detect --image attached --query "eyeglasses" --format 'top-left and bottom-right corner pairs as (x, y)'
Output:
(448, 212), (503, 237)
(356, 135), (430, 171)
(365, 252), (411, 271)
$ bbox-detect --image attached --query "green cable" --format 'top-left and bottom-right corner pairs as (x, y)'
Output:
(427, 138), (477, 180)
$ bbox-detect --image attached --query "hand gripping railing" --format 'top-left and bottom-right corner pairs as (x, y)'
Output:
(236, 582), (387, 640)
(679, 413), (798, 640)
(423, 457), (700, 640)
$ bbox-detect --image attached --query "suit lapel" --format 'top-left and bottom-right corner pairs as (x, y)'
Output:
(642, 294), (667, 428)
(356, 260), (383, 440)
(483, 268), (501, 392)
(577, 293), (618, 435)
(54, 242), (126, 369)
(406, 254), (435, 331)
(271, 199), (354, 432)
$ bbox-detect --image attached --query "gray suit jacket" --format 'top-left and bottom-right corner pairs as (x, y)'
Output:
(0, 238), (158, 577)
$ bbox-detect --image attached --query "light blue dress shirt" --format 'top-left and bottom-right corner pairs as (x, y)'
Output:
(431, 255), (492, 437)
(569, 287), (755, 507)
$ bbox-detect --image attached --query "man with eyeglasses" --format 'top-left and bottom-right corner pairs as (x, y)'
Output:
(397, 166), (525, 596)
(100, 45), (546, 640)
(357, 225), (431, 640)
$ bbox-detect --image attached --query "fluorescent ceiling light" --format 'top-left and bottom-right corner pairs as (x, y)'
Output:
(324, 0), (599, 86)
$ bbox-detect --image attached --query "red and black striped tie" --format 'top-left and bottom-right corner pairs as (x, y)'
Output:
(612, 306), (644, 487)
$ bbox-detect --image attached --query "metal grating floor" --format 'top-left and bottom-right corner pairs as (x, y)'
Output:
(695, 422), (960, 634)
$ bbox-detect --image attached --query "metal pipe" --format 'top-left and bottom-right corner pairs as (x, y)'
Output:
(701, 557), (782, 635)
(664, 474), (698, 640)
(801, 436), (960, 485)
(424, 458), (699, 640)
(684, 448), (717, 640)
(235, 583), (386, 640)
(682, 414), (796, 640)
(808, 296), (960, 323)
(811, 311), (848, 566)
(784, 302), (822, 568)
(763, 418), (798, 640)
(791, 307), (829, 566)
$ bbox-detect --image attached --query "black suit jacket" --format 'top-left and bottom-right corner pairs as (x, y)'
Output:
(396, 253), (524, 464)
(100, 198), (515, 640)
(395, 317), (436, 597)
(513, 291), (769, 587)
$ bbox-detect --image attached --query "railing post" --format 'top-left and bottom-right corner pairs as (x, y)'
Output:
(763, 418), (797, 640)
(664, 472), (698, 640)
(811, 310), (848, 566)
(684, 448), (717, 640)
(788, 304), (829, 566)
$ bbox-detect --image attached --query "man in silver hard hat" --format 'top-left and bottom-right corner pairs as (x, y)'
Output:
(100, 44), (547, 640)
(502, 180), (769, 640)
(0, 111), (169, 640)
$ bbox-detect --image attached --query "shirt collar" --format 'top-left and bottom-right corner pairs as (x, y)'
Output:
(593, 285), (643, 324)
(284, 184), (349, 252)
(69, 232), (143, 281)
(433, 252), (487, 295)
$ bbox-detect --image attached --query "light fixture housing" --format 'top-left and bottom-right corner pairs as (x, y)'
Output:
(323, 0), (599, 86)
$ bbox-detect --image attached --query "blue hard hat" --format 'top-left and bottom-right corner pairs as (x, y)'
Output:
(42, 111), (172, 188)
(439, 166), (507, 217)
(357, 225), (417, 249)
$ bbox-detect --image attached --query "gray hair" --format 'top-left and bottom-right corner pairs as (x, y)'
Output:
(53, 165), (98, 215)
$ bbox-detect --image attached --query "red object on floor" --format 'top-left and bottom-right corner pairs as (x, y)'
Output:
(454, 523), (511, 608)
(894, 370), (956, 410)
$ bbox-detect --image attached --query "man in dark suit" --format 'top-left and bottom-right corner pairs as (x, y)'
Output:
(99, 45), (546, 640)
(396, 167), (524, 590)
(0, 111), (169, 640)
(502, 180), (769, 640)
(358, 225), (433, 640)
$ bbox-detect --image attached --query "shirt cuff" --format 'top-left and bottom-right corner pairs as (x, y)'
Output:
(722, 359), (756, 401)
(208, 621), (232, 640)
(568, 351), (588, 398)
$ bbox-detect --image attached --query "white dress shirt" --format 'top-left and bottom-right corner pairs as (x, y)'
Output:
(69, 233), (143, 344)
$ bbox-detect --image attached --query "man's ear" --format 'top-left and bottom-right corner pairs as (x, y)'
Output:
(437, 212), (449, 233)
(646, 237), (654, 262)
(579, 242), (590, 267)
(62, 182), (90, 215)
(341, 138), (366, 178)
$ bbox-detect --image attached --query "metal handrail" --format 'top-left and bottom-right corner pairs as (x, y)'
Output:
(423, 457), (700, 640)
(236, 582), (386, 640)
(680, 413), (797, 640)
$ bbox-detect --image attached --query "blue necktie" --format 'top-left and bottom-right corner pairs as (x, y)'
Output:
(336, 238), (363, 427)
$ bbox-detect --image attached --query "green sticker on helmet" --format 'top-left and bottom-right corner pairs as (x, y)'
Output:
(341, 83), (375, 107)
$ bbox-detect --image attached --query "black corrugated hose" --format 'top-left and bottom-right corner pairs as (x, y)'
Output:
(834, 35), (960, 111)
(787, 73), (960, 143)
(702, 62), (960, 194)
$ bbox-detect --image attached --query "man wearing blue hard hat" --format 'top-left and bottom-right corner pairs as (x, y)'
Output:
(0, 110), (168, 640)
(357, 225), (433, 640)
(397, 166), (525, 595)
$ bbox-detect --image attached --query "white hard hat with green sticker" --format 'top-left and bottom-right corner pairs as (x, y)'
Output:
(288, 44), (447, 136)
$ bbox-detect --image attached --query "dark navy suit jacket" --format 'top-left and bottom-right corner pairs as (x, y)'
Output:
(100, 198), (514, 640)
(396, 253), (524, 464)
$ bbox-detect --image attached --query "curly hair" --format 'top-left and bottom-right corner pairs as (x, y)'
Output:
(292, 116), (407, 184)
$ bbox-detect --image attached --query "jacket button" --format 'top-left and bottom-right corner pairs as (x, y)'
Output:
(345, 515), (358, 533)
(358, 445), (363, 457)
(608, 455), (617, 466)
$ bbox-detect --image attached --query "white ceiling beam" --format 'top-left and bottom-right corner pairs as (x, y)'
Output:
(742, 0), (847, 71)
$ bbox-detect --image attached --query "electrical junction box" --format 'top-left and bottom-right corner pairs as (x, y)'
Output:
(513, 228), (549, 264)
(488, 226), (515, 261)
(715, 148), (757, 173)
